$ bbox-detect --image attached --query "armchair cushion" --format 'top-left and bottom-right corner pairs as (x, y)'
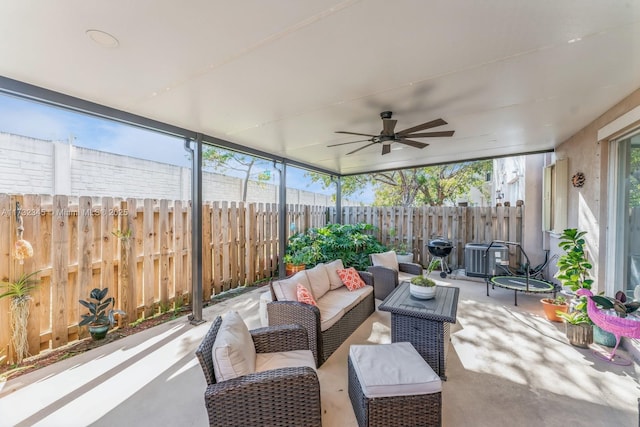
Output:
(256, 349), (316, 372)
(211, 311), (256, 382)
(371, 250), (399, 272)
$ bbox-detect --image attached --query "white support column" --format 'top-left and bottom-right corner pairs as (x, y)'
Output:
(53, 140), (72, 195)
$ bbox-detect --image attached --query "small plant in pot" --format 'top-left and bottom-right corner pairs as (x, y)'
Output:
(79, 288), (125, 340)
(555, 310), (593, 348)
(540, 295), (569, 322)
(409, 275), (436, 300)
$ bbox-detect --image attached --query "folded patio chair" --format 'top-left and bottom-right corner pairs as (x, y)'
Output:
(195, 314), (322, 427)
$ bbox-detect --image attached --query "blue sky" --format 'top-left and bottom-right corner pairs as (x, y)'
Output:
(0, 93), (375, 201)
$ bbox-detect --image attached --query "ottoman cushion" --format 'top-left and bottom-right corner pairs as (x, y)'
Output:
(349, 342), (442, 398)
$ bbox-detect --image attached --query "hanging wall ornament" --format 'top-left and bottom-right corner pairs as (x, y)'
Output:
(14, 202), (34, 264)
(571, 172), (585, 188)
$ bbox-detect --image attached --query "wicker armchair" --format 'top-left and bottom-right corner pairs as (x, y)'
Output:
(195, 316), (322, 427)
(367, 253), (423, 300)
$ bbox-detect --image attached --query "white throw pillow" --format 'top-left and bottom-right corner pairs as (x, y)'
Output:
(305, 263), (331, 299)
(211, 311), (256, 382)
(371, 250), (399, 272)
(272, 270), (311, 301)
(325, 259), (345, 290)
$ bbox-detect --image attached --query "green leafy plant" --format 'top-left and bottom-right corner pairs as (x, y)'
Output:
(0, 270), (40, 302)
(285, 223), (387, 271)
(410, 275), (436, 287)
(79, 288), (124, 327)
(555, 228), (594, 323)
(548, 295), (567, 306)
(387, 228), (411, 254)
(556, 310), (591, 325)
(591, 291), (640, 318)
(1, 270), (40, 364)
(555, 228), (593, 291)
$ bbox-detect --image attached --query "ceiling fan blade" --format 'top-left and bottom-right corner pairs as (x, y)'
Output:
(327, 139), (372, 147)
(396, 118), (447, 135)
(398, 139), (429, 149)
(381, 119), (397, 136)
(347, 141), (378, 155)
(381, 143), (392, 155)
(335, 131), (378, 137)
(401, 130), (455, 138)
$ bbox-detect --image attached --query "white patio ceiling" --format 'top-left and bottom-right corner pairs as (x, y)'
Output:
(1, 0), (639, 175)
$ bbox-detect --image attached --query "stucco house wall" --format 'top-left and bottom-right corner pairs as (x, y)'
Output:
(551, 87), (640, 294)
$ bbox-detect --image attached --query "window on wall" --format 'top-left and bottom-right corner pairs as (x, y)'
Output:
(542, 158), (567, 233)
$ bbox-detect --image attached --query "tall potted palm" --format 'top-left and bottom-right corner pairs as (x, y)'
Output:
(554, 228), (594, 347)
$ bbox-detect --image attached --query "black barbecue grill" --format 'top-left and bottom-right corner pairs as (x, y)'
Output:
(427, 237), (454, 278)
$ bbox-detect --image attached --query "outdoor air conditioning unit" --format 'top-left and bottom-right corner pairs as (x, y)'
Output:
(464, 243), (509, 277)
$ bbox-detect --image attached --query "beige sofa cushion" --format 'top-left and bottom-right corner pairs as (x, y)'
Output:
(325, 259), (345, 290)
(305, 263), (331, 299)
(371, 250), (399, 272)
(211, 311), (256, 382)
(319, 285), (373, 315)
(272, 270), (311, 301)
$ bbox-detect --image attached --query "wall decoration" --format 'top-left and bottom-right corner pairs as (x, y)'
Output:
(571, 172), (585, 188)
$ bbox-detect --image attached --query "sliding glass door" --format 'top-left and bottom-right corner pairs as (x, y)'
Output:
(610, 132), (640, 299)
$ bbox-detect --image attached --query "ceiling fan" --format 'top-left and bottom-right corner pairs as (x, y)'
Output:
(328, 111), (455, 155)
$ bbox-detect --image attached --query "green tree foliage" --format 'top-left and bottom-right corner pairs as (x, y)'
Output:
(307, 160), (491, 206)
(202, 147), (271, 202)
(629, 144), (640, 207)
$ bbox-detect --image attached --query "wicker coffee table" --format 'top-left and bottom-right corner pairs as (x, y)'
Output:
(379, 282), (459, 380)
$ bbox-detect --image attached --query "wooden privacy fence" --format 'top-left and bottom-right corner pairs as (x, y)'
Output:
(330, 205), (524, 269)
(2, 195), (519, 363)
(0, 194), (326, 363)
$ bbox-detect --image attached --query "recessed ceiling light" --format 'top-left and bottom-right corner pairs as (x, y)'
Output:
(86, 29), (119, 48)
(567, 37), (582, 44)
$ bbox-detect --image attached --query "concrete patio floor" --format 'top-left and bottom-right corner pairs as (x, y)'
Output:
(1, 274), (639, 426)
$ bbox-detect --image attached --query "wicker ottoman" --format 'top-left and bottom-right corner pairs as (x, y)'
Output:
(348, 342), (442, 427)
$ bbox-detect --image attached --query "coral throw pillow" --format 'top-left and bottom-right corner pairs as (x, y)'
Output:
(296, 284), (317, 306)
(337, 267), (367, 291)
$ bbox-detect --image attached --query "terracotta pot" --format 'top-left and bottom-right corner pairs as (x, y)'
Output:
(285, 263), (305, 277)
(540, 298), (568, 322)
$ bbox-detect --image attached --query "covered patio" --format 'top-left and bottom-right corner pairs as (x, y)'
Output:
(2, 2), (640, 426)
(1, 275), (638, 426)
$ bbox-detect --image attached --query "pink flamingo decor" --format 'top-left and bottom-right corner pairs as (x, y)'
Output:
(577, 288), (640, 365)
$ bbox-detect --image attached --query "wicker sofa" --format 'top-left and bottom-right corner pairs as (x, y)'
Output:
(195, 315), (322, 427)
(260, 260), (375, 367)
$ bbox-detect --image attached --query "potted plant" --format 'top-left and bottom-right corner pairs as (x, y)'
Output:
(388, 228), (413, 263)
(540, 295), (568, 322)
(554, 228), (594, 346)
(556, 310), (593, 348)
(590, 291), (640, 347)
(409, 274), (436, 300)
(79, 287), (125, 340)
(0, 270), (40, 363)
